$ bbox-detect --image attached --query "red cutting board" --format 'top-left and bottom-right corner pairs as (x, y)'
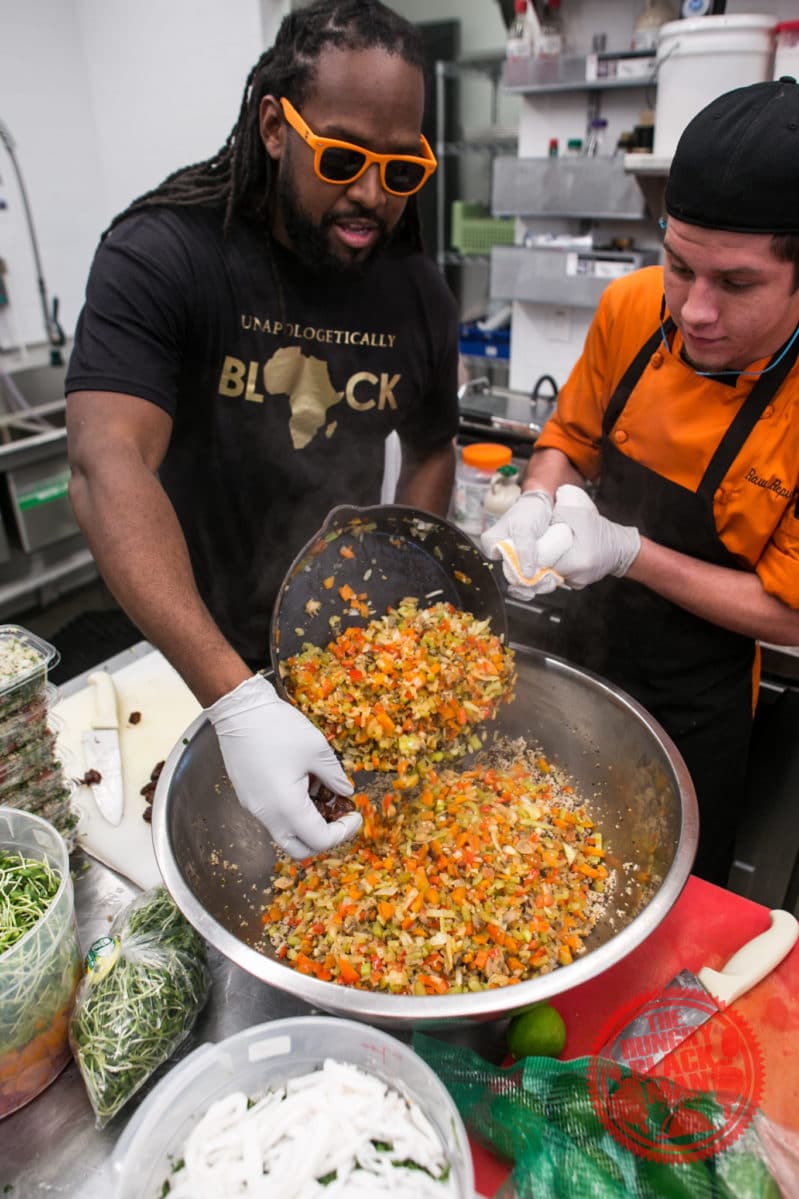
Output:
(472, 877), (799, 1197)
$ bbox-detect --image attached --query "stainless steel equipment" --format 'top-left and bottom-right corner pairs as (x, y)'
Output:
(458, 379), (556, 447)
(152, 646), (698, 1028)
(0, 361), (75, 551)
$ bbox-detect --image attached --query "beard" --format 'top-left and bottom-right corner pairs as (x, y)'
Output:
(276, 168), (391, 277)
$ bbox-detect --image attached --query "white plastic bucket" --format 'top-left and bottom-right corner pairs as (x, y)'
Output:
(654, 14), (777, 158)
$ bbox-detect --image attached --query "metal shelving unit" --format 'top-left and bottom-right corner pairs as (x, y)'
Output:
(433, 55), (516, 278)
(501, 50), (657, 95)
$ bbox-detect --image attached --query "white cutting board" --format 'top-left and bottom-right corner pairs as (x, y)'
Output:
(52, 647), (202, 889)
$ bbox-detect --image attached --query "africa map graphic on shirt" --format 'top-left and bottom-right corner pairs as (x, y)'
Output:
(263, 346), (343, 450)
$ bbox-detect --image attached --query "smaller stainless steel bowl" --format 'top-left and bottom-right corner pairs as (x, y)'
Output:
(152, 646), (698, 1029)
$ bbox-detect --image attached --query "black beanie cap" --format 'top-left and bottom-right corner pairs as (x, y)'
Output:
(664, 77), (799, 235)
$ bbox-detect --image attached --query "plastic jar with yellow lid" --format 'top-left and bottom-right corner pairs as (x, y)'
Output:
(452, 442), (512, 535)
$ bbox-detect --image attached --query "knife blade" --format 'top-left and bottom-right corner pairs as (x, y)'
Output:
(81, 670), (124, 826)
(600, 909), (799, 1073)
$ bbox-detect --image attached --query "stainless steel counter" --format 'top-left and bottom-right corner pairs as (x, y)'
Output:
(0, 850), (322, 1198)
(0, 646), (330, 1195)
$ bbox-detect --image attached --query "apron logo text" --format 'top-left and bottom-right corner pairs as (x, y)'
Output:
(743, 468), (792, 500)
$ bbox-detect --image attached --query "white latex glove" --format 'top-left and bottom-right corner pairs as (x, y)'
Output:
(493, 523), (574, 602)
(548, 484), (641, 589)
(206, 674), (362, 859)
(481, 489), (553, 579)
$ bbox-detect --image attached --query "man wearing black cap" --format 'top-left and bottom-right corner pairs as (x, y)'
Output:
(483, 79), (799, 887)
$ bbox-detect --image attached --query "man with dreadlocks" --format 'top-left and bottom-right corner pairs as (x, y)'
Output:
(65, 0), (458, 859)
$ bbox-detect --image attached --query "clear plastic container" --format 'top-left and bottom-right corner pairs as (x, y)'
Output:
(0, 693), (50, 758)
(0, 728), (57, 792)
(483, 464), (522, 530)
(452, 442), (512, 536)
(0, 626), (59, 722)
(0, 630), (75, 845)
(0, 806), (82, 1118)
(110, 1015), (475, 1199)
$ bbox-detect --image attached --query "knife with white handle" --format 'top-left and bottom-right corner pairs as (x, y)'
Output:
(601, 910), (799, 1073)
(697, 909), (799, 1006)
(81, 670), (125, 826)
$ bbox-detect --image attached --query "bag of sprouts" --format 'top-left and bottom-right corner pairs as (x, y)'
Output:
(69, 885), (209, 1127)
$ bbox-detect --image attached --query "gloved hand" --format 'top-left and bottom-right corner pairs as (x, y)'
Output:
(481, 489), (554, 580)
(492, 522), (573, 602)
(206, 674), (362, 859)
(547, 484), (641, 589)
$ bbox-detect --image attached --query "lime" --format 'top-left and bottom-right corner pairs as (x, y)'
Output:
(507, 1003), (567, 1060)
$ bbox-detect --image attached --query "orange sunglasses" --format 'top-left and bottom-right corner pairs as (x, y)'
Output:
(279, 97), (437, 197)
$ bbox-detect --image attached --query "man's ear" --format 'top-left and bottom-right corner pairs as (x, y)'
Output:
(259, 95), (284, 161)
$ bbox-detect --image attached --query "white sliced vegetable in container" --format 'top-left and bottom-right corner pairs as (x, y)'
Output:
(110, 1016), (474, 1199)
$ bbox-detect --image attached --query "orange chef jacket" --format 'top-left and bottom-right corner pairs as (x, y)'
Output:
(535, 266), (799, 613)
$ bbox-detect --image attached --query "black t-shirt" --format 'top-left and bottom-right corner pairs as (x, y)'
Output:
(66, 207), (459, 665)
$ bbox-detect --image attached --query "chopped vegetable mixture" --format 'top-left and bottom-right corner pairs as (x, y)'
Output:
(261, 747), (611, 996)
(281, 598), (516, 774)
(0, 637), (43, 685)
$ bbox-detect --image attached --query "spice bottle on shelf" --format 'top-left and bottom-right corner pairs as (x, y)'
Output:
(482, 465), (522, 531)
(585, 117), (608, 157)
(452, 443), (513, 536)
(537, 0), (564, 58)
(632, 0), (678, 52)
(506, 0), (538, 63)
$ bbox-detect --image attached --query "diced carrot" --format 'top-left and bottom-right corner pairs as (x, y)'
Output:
(337, 957), (359, 984)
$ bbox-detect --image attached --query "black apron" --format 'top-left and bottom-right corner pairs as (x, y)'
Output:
(549, 320), (799, 886)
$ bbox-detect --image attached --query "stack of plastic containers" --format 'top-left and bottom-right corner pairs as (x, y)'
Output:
(0, 626), (75, 847)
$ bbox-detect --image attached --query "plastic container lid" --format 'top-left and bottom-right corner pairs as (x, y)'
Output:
(461, 443), (512, 472)
(775, 21), (799, 36)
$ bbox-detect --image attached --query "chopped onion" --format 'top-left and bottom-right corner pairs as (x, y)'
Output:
(165, 1059), (457, 1197)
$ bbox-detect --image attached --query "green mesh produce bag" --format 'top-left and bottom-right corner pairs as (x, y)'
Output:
(413, 1034), (797, 1199)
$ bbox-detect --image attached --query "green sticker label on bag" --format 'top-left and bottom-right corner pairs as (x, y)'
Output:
(85, 934), (120, 982)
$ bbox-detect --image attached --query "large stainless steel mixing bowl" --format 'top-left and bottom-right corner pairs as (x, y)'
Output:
(152, 646), (698, 1028)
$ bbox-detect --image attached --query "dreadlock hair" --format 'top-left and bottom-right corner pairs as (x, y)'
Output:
(105, 0), (427, 251)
